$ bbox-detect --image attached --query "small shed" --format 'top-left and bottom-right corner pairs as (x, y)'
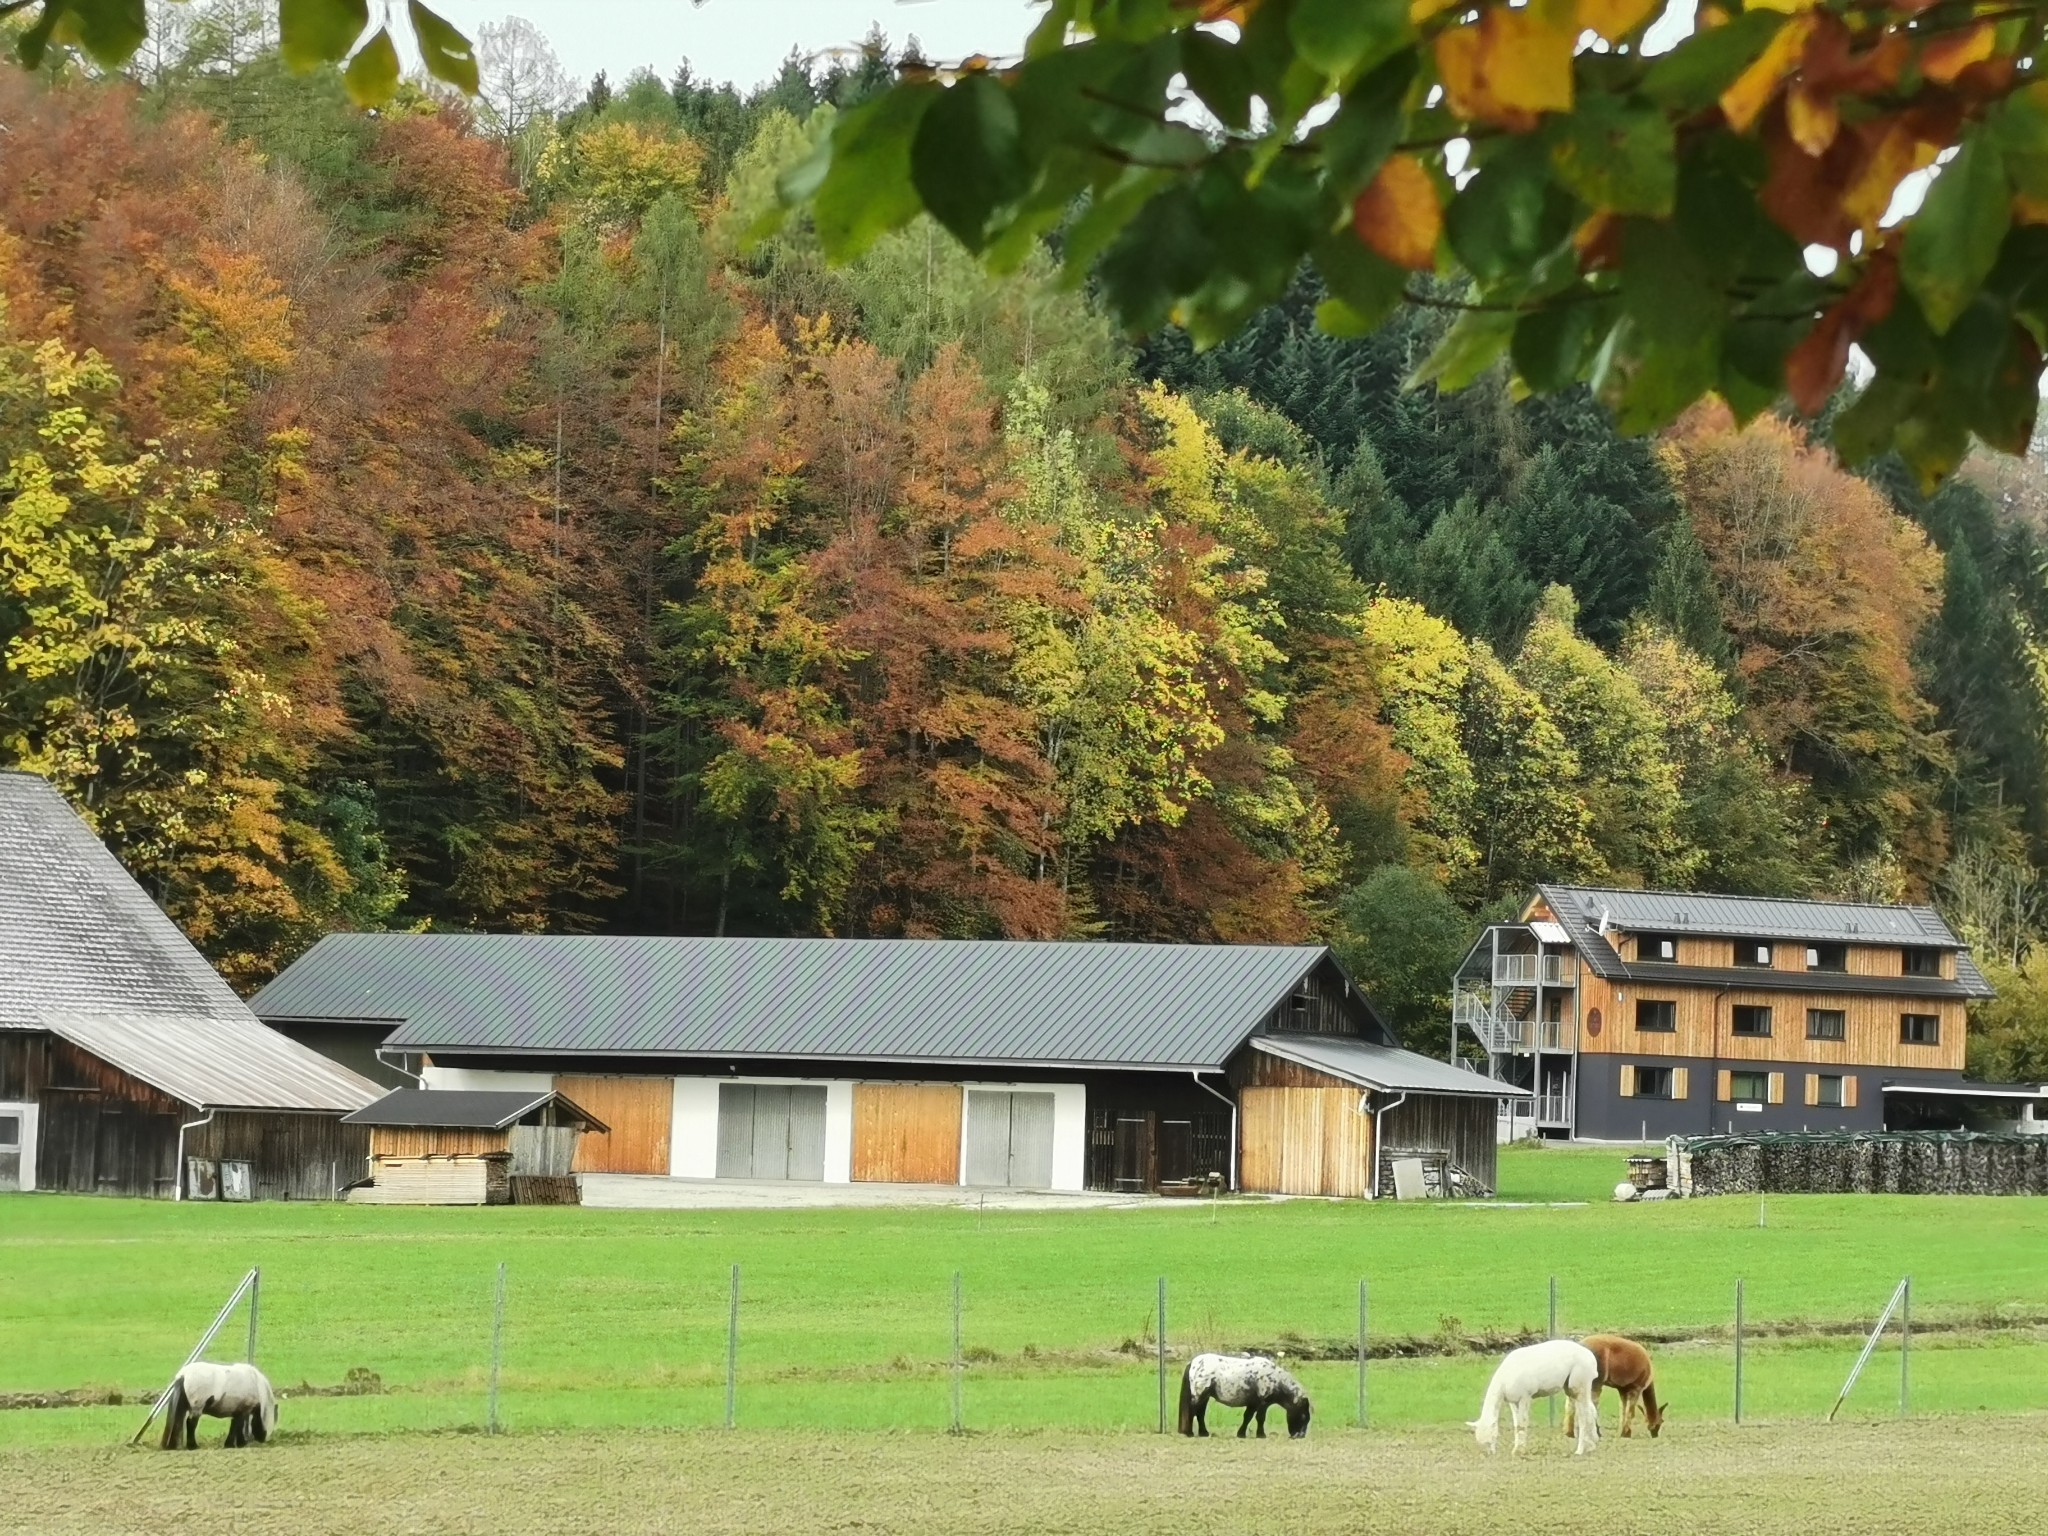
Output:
(340, 1089), (606, 1205)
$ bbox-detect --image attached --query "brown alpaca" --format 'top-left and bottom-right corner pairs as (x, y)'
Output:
(1564, 1334), (1666, 1439)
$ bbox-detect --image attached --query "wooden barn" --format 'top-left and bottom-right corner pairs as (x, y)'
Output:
(0, 771), (380, 1199)
(341, 1088), (604, 1205)
(256, 935), (1524, 1200)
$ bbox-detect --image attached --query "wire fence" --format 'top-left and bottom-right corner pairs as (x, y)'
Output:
(107, 1260), (2013, 1444)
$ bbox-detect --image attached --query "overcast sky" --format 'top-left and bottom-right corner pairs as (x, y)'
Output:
(422, 1), (1044, 94)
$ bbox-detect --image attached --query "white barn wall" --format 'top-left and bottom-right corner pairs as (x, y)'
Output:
(421, 1063), (553, 1093)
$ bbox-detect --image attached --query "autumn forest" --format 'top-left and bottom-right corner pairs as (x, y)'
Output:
(5, 12), (2048, 1069)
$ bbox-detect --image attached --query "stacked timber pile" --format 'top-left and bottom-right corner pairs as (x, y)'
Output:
(350, 1153), (511, 1205)
(1679, 1131), (2048, 1196)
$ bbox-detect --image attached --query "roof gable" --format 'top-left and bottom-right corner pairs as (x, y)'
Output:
(0, 772), (248, 1025)
(256, 934), (1373, 1070)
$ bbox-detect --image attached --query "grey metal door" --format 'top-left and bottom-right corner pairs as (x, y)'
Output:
(965, 1091), (1056, 1189)
(1006, 1092), (1055, 1188)
(716, 1084), (758, 1178)
(717, 1084), (827, 1180)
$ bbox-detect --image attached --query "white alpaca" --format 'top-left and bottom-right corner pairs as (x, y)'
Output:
(1468, 1339), (1600, 1456)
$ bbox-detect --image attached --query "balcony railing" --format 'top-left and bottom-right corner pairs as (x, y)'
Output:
(1539, 1018), (1576, 1053)
(1492, 953), (1576, 986)
(1536, 1093), (1572, 1126)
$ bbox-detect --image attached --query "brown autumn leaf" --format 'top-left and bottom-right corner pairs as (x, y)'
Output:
(1784, 252), (1898, 416)
(1353, 153), (1442, 271)
(1920, 22), (1997, 86)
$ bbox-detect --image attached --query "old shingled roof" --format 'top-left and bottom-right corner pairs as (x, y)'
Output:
(0, 771), (380, 1112)
(1534, 883), (1996, 998)
(254, 933), (1403, 1071)
(0, 771), (248, 1026)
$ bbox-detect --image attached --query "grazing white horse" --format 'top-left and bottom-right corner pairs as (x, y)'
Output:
(159, 1362), (278, 1450)
(1468, 1339), (1600, 1456)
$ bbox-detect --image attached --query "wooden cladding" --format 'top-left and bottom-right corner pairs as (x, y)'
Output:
(558, 1075), (673, 1174)
(1579, 974), (1966, 1072)
(851, 1083), (962, 1185)
(1608, 930), (1953, 981)
(1239, 1086), (1370, 1198)
(369, 1127), (510, 1160)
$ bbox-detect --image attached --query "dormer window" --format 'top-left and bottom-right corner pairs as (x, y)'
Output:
(1733, 941), (1772, 968)
(1806, 942), (1848, 972)
(1637, 933), (1679, 963)
(1902, 948), (1941, 977)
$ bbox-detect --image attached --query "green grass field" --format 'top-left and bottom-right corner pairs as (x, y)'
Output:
(4, 1144), (2046, 1452)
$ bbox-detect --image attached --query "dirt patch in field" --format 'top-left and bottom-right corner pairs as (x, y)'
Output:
(2, 1417), (2040, 1535)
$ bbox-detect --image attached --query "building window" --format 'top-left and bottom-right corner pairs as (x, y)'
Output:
(1729, 1070), (1769, 1104)
(1815, 1074), (1844, 1108)
(1637, 932), (1679, 963)
(1807, 1008), (1847, 1041)
(1636, 999), (1677, 1032)
(1806, 942), (1848, 972)
(1901, 1013), (1941, 1045)
(1902, 948), (1941, 977)
(1733, 941), (1773, 967)
(1731, 1005), (1773, 1037)
(1635, 1066), (1673, 1099)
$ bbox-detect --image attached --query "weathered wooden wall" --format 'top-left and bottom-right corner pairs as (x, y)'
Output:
(1260, 960), (1378, 1039)
(0, 1033), (182, 1197)
(1376, 1094), (1498, 1196)
(186, 1112), (369, 1201)
(350, 1156), (506, 1205)
(1239, 1086), (1371, 1198)
(850, 1083), (962, 1184)
(558, 1075), (672, 1174)
(1579, 973), (1966, 1072)
(368, 1126), (512, 1160)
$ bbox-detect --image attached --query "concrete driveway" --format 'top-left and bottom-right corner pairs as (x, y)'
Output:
(579, 1174), (1164, 1211)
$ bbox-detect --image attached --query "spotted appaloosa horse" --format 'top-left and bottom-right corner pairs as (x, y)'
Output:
(1567, 1334), (1666, 1440)
(1178, 1353), (1312, 1439)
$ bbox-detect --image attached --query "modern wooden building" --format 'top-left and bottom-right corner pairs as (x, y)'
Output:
(0, 771), (380, 1199)
(341, 1088), (603, 1205)
(255, 934), (1525, 1199)
(1451, 884), (2001, 1140)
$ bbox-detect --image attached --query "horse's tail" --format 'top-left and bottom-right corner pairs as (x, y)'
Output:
(259, 1374), (278, 1442)
(158, 1375), (188, 1450)
(1177, 1363), (1196, 1437)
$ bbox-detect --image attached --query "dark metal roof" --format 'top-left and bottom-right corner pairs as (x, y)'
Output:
(0, 772), (248, 1026)
(1533, 883), (1997, 998)
(1252, 1036), (1531, 1097)
(1603, 964), (1981, 1001)
(255, 934), (1377, 1070)
(342, 1088), (607, 1131)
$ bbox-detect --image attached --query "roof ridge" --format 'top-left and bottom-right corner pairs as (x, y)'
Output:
(1539, 881), (1940, 916)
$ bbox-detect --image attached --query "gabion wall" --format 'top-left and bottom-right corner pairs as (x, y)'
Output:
(1678, 1131), (2048, 1196)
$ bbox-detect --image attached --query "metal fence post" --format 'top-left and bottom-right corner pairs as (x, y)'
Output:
(486, 1262), (506, 1435)
(951, 1270), (964, 1435)
(725, 1263), (740, 1430)
(1899, 1274), (1911, 1418)
(1734, 1277), (1745, 1425)
(1157, 1276), (1168, 1434)
(1546, 1275), (1558, 1427)
(1356, 1279), (1369, 1429)
(245, 1267), (260, 1365)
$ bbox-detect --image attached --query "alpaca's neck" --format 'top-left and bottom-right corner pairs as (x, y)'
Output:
(1478, 1373), (1505, 1429)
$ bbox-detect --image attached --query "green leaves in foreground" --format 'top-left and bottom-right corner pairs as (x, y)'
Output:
(781, 0), (2048, 486)
(10, 0), (475, 104)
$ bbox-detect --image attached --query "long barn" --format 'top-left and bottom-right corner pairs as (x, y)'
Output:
(254, 934), (1523, 1199)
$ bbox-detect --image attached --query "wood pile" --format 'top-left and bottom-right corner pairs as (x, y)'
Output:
(1678, 1132), (2048, 1196)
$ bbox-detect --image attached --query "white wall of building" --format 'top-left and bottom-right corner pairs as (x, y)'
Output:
(956, 1080), (1087, 1192)
(669, 1075), (855, 1183)
(421, 1063), (554, 1093)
